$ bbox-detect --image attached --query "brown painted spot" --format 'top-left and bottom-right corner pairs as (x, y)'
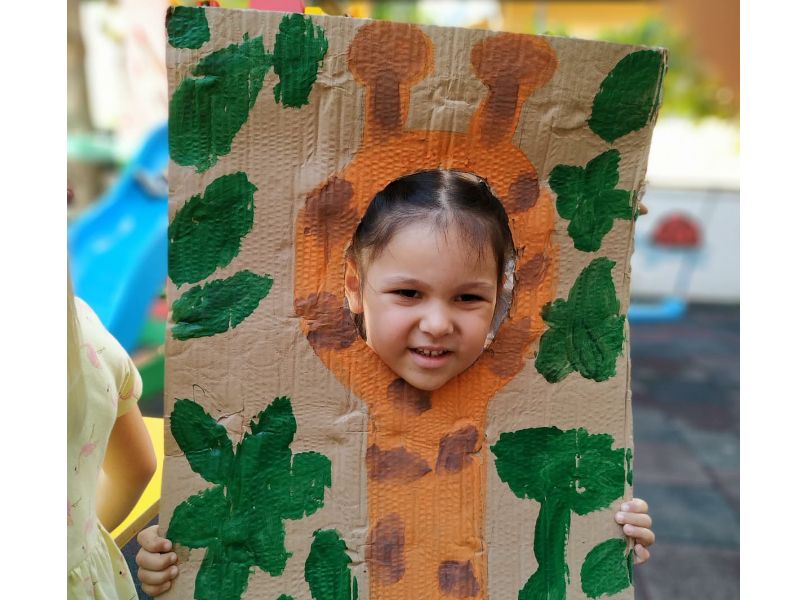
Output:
(438, 560), (480, 597)
(294, 292), (359, 351)
(387, 378), (431, 414)
(305, 177), (355, 224)
(516, 252), (548, 288)
(303, 178), (358, 264)
(367, 444), (432, 483)
(436, 425), (480, 473)
(507, 172), (540, 212)
(366, 514), (405, 585)
(349, 21), (432, 132)
(486, 316), (533, 377)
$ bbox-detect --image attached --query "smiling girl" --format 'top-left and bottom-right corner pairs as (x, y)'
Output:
(136, 169), (654, 595)
(343, 170), (513, 392)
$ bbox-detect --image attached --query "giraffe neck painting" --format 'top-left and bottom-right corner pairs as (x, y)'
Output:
(163, 6), (665, 600)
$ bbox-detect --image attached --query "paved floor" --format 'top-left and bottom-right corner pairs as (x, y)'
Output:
(125, 303), (740, 599)
(629, 303), (740, 600)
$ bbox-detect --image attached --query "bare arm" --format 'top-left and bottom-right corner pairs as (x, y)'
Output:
(96, 405), (157, 532)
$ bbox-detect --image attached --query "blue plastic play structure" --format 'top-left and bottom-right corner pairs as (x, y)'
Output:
(68, 123), (169, 353)
(627, 296), (687, 323)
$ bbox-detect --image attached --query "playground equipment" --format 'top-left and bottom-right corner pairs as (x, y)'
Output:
(68, 123), (169, 353)
(627, 212), (703, 323)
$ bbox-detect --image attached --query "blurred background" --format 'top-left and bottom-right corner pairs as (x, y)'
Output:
(67, 1), (739, 598)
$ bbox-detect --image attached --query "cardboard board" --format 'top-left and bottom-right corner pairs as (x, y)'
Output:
(162, 7), (665, 599)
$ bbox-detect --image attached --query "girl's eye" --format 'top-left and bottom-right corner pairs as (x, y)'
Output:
(457, 294), (486, 303)
(393, 289), (420, 299)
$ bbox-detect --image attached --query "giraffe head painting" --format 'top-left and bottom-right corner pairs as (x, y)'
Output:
(163, 7), (665, 600)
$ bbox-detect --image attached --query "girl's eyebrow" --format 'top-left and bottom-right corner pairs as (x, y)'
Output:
(381, 276), (496, 291)
(381, 276), (427, 287)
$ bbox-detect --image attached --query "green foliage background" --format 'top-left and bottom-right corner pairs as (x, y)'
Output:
(595, 19), (737, 121)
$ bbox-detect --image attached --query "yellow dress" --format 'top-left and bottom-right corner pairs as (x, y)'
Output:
(68, 299), (142, 600)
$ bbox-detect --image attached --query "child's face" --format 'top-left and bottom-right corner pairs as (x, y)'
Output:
(345, 222), (499, 391)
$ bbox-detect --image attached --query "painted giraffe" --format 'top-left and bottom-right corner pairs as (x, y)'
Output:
(294, 21), (559, 600)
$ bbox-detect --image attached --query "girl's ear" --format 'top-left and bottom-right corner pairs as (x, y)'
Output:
(344, 257), (364, 314)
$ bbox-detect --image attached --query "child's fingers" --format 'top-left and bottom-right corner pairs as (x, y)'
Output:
(620, 498), (649, 514)
(140, 580), (173, 597)
(137, 525), (172, 552)
(633, 543), (650, 565)
(138, 563), (179, 587)
(136, 547), (178, 573)
(622, 524), (655, 546)
(615, 511), (652, 529)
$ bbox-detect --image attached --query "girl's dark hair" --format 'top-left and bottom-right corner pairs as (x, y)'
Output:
(347, 169), (516, 337)
(349, 169), (514, 281)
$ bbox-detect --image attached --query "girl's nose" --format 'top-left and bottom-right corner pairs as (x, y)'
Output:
(419, 304), (454, 337)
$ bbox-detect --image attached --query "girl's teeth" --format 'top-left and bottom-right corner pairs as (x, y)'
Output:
(418, 349), (446, 357)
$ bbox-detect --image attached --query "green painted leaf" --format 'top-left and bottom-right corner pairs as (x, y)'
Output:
(516, 493), (573, 600)
(550, 164), (585, 219)
(535, 258), (625, 383)
(588, 49), (666, 143)
(167, 6), (210, 49)
(550, 150), (632, 252)
(533, 320), (573, 384)
(281, 452), (333, 520)
(580, 538), (633, 598)
(235, 434), (291, 507)
(230, 398), (298, 509)
(250, 395), (297, 447)
(167, 396), (332, 599)
(305, 529), (358, 600)
(491, 426), (625, 512)
(169, 172), (257, 286)
(169, 35), (272, 172)
(167, 486), (228, 548)
(272, 14), (328, 108)
(492, 426), (625, 600)
(171, 270), (273, 340)
(236, 448), (330, 575)
(195, 542), (253, 600)
(248, 509), (291, 576)
(277, 596), (295, 600)
(170, 399), (234, 484)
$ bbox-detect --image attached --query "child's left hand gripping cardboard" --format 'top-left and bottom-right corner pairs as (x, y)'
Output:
(162, 6), (665, 599)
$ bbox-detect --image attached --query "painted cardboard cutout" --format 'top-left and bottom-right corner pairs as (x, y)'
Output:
(163, 7), (665, 600)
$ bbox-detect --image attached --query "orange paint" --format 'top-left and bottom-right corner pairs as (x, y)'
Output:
(294, 21), (559, 599)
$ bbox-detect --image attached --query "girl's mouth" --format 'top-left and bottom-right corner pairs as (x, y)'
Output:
(412, 348), (450, 357)
(410, 347), (453, 368)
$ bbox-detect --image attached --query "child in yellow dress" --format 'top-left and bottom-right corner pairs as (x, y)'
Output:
(68, 276), (157, 599)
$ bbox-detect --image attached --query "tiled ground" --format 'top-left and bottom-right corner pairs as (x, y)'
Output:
(125, 303), (740, 599)
(629, 303), (740, 599)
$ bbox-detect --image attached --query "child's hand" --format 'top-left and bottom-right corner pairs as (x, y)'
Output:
(614, 498), (655, 565)
(135, 525), (179, 597)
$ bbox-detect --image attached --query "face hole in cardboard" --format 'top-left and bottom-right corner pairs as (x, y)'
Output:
(343, 170), (517, 349)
